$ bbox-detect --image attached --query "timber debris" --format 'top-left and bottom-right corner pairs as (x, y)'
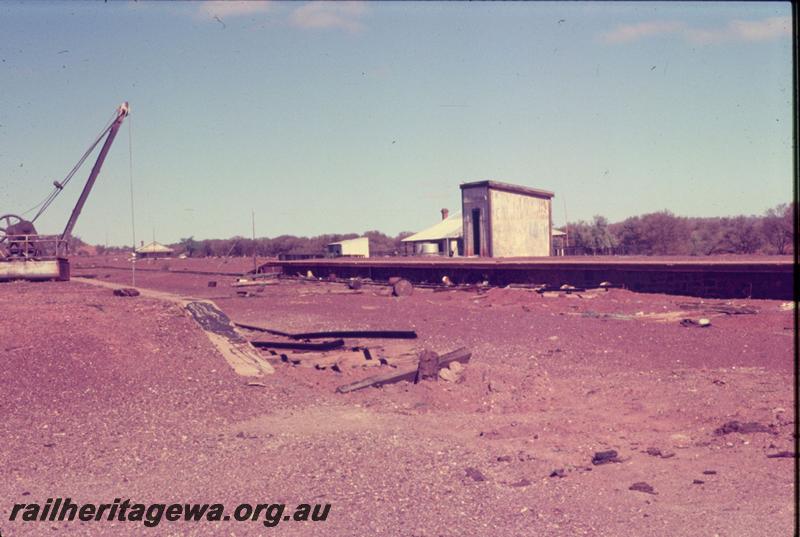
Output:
(336, 347), (472, 393)
(250, 339), (345, 351)
(236, 321), (425, 380)
(289, 330), (417, 340)
(677, 302), (758, 315)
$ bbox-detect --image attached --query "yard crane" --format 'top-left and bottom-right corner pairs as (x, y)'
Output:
(0, 102), (129, 281)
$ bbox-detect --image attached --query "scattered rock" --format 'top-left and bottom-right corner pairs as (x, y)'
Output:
(692, 479), (704, 485)
(645, 447), (675, 459)
(496, 455), (513, 463)
(669, 433), (692, 448)
(509, 478), (531, 487)
(517, 450), (535, 461)
(714, 421), (773, 436)
(207, 281), (217, 287)
(487, 381), (504, 393)
(591, 450), (621, 465)
(702, 470), (717, 475)
(629, 482), (656, 494)
(766, 451), (796, 459)
(439, 361), (465, 383)
(464, 467), (486, 482)
(549, 469), (566, 478)
(347, 279), (362, 290)
(392, 279), (414, 297)
(438, 368), (457, 382)
(112, 288), (140, 297)
(680, 318), (711, 328)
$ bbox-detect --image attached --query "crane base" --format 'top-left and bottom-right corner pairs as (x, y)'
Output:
(0, 257), (70, 282)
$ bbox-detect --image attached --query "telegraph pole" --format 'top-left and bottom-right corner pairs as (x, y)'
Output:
(252, 209), (257, 273)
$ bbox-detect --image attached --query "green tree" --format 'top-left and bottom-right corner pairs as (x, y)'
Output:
(718, 216), (763, 254)
(178, 236), (201, 257)
(614, 211), (689, 255)
(761, 203), (793, 254)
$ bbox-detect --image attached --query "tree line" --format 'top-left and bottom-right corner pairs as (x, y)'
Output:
(165, 230), (412, 258)
(90, 202), (793, 258)
(563, 203), (794, 256)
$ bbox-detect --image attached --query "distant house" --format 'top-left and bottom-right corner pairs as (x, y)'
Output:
(401, 209), (463, 256)
(135, 241), (174, 259)
(326, 237), (369, 258)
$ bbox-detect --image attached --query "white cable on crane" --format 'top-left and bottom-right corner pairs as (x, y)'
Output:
(128, 109), (136, 287)
(28, 110), (119, 223)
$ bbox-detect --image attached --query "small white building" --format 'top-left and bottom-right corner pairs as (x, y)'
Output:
(135, 241), (174, 259)
(326, 237), (369, 258)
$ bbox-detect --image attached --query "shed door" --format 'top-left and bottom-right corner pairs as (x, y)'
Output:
(471, 208), (481, 256)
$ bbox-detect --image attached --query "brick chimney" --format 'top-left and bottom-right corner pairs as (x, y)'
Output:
(441, 208), (449, 220)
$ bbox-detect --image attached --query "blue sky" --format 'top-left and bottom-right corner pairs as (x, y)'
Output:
(0, 1), (793, 246)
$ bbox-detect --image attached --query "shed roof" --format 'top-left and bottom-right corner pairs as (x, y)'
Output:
(135, 241), (174, 254)
(327, 237), (368, 247)
(402, 212), (463, 243)
(460, 180), (554, 199)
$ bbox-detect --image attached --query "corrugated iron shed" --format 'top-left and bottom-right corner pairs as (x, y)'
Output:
(402, 212), (463, 243)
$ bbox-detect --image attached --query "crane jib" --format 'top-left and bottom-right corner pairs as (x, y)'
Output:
(60, 102), (129, 242)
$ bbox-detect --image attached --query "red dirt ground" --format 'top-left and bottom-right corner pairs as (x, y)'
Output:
(1, 257), (795, 536)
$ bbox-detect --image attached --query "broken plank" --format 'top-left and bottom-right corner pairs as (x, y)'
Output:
(363, 341), (419, 360)
(336, 347), (471, 393)
(290, 330), (417, 340)
(233, 322), (292, 338)
(677, 302), (758, 315)
(278, 350), (366, 368)
(232, 280), (279, 288)
(251, 339), (345, 351)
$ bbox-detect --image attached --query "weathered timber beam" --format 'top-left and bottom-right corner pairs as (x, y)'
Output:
(251, 339), (345, 351)
(231, 280), (278, 288)
(233, 322), (292, 338)
(336, 347), (471, 394)
(289, 330), (417, 340)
